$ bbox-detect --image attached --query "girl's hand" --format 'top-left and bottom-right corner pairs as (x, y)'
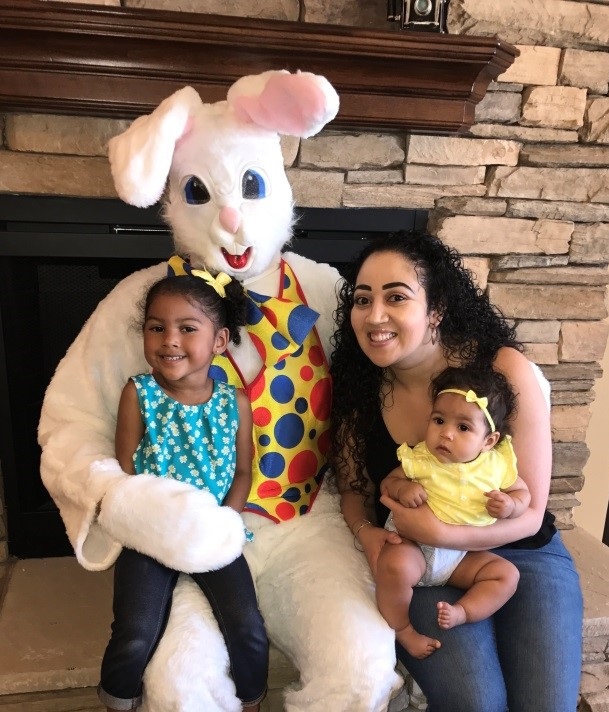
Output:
(358, 523), (401, 577)
(485, 489), (516, 519)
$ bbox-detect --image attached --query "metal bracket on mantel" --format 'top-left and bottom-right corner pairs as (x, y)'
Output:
(0, 0), (518, 135)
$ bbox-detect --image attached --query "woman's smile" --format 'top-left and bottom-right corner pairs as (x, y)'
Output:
(368, 329), (397, 344)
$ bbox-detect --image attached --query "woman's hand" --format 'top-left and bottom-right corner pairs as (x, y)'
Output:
(357, 523), (402, 578)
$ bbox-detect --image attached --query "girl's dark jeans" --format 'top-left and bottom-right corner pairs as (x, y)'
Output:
(98, 547), (269, 710)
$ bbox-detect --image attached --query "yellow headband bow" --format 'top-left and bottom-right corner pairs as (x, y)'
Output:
(437, 388), (496, 432)
(190, 268), (232, 298)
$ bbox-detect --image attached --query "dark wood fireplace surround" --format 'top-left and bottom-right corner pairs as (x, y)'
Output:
(0, 0), (518, 134)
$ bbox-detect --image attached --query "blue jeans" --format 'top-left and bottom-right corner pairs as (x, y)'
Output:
(398, 531), (583, 712)
(98, 548), (268, 710)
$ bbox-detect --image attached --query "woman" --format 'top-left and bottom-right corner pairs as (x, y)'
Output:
(329, 231), (583, 711)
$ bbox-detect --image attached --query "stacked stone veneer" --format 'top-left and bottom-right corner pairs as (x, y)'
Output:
(1, 0), (609, 706)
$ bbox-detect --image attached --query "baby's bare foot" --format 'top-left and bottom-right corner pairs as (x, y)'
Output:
(437, 601), (467, 629)
(396, 623), (441, 659)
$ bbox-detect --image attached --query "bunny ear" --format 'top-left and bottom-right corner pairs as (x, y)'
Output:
(108, 86), (204, 208)
(227, 70), (339, 138)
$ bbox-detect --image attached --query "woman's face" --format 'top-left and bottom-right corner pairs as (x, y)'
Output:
(350, 250), (438, 369)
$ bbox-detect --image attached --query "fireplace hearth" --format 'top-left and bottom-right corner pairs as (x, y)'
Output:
(0, 194), (427, 558)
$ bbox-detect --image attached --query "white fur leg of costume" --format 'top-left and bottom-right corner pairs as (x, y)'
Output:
(140, 576), (240, 712)
(141, 482), (403, 712)
(253, 484), (403, 712)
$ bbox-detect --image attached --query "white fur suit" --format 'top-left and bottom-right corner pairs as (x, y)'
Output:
(38, 72), (403, 711)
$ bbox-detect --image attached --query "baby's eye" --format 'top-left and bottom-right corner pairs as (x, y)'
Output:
(458, 424), (470, 432)
(432, 417), (444, 425)
(242, 169), (266, 199)
(148, 325), (163, 333)
(183, 176), (211, 205)
(181, 326), (197, 333)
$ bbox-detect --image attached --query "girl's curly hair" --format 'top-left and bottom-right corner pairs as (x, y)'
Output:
(328, 230), (522, 498)
(141, 273), (249, 345)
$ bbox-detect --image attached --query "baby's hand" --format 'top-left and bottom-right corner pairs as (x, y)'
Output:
(484, 490), (516, 519)
(384, 480), (427, 508)
(381, 469), (428, 507)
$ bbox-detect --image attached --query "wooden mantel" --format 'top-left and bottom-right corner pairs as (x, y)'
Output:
(0, 1), (519, 134)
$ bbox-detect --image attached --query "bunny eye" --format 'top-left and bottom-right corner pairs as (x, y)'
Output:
(183, 176), (211, 205)
(242, 169), (267, 200)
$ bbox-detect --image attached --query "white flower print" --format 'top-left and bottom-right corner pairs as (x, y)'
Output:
(134, 375), (238, 505)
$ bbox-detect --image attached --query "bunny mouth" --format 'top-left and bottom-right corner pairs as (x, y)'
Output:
(222, 247), (252, 271)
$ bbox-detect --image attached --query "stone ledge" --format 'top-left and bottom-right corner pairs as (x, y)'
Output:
(0, 526), (606, 711)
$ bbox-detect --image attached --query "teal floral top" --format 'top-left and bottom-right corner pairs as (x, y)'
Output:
(131, 373), (239, 505)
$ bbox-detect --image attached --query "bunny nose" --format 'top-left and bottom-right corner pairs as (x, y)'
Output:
(219, 206), (241, 234)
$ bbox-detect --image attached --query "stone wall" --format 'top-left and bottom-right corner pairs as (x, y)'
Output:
(1, 0), (609, 559)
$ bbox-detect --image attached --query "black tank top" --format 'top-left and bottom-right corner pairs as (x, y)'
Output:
(364, 408), (556, 550)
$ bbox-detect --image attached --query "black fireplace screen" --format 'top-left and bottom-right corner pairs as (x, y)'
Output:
(0, 194), (427, 558)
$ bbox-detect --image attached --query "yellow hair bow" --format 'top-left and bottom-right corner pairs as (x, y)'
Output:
(190, 269), (232, 298)
(437, 388), (495, 432)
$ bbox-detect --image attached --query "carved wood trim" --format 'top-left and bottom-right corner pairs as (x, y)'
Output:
(0, 1), (519, 133)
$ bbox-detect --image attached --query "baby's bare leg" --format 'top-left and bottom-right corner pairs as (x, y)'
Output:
(376, 540), (441, 659)
(438, 551), (519, 630)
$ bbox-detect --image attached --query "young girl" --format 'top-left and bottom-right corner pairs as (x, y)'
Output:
(98, 269), (269, 712)
(376, 366), (530, 659)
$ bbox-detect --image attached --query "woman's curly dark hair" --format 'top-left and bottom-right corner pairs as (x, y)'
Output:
(142, 274), (248, 345)
(328, 230), (522, 497)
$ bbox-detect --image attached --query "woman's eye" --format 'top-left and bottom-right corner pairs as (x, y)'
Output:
(242, 169), (266, 199)
(183, 176), (211, 205)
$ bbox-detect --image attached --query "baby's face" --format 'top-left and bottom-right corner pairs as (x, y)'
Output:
(426, 392), (492, 464)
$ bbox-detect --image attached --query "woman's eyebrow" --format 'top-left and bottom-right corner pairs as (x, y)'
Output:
(383, 281), (415, 293)
(354, 283), (371, 291)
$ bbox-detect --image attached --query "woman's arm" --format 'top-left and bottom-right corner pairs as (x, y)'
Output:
(223, 389), (254, 513)
(341, 489), (401, 578)
(338, 439), (402, 577)
(114, 380), (144, 475)
(384, 348), (552, 550)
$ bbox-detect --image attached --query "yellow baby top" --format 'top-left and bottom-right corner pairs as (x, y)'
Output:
(396, 436), (518, 526)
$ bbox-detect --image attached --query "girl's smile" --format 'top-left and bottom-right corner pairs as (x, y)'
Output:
(143, 292), (228, 396)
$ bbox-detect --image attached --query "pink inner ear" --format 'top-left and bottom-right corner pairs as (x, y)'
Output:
(175, 116), (194, 148)
(232, 74), (329, 135)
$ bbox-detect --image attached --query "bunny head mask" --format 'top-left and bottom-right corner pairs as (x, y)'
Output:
(108, 70), (339, 280)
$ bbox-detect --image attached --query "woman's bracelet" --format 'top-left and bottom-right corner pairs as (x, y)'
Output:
(351, 518), (372, 551)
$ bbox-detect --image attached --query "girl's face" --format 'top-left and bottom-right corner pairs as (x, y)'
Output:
(143, 293), (228, 386)
(350, 251), (440, 370)
(426, 392), (499, 464)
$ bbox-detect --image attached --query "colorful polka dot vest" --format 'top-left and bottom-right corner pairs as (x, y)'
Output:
(168, 257), (332, 522)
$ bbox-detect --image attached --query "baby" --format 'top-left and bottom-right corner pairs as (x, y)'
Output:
(377, 365), (530, 659)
